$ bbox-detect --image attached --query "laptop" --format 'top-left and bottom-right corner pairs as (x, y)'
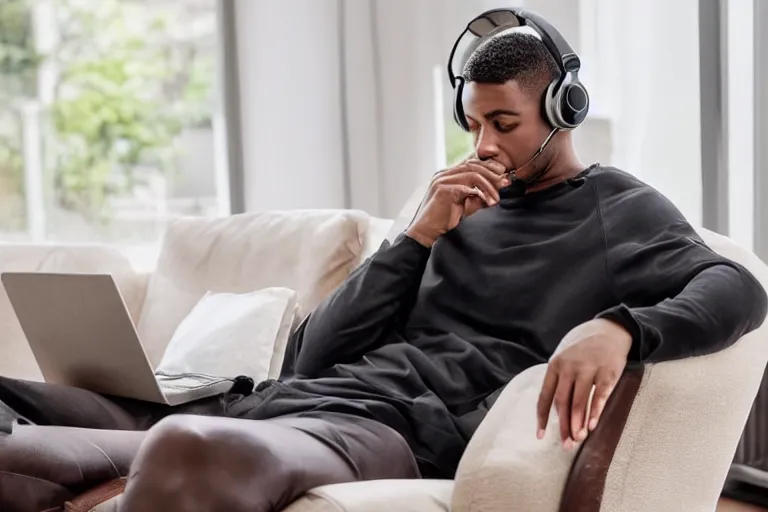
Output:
(1, 272), (233, 405)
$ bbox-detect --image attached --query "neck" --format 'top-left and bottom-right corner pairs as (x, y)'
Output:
(525, 134), (586, 193)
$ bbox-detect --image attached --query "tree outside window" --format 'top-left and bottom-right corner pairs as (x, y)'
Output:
(0, 0), (221, 250)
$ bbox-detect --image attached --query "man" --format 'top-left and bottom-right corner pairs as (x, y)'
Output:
(1, 31), (766, 512)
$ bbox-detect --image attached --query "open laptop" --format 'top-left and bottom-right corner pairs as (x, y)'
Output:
(1, 272), (232, 405)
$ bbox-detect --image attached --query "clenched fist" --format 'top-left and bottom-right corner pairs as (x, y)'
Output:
(406, 159), (509, 248)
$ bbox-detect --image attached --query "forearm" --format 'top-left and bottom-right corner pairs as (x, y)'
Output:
(291, 234), (430, 376)
(599, 264), (768, 363)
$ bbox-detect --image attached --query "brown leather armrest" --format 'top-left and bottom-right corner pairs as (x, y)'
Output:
(559, 367), (645, 512)
(64, 478), (126, 512)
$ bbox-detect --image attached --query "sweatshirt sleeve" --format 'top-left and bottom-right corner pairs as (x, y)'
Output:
(287, 233), (431, 377)
(593, 177), (767, 363)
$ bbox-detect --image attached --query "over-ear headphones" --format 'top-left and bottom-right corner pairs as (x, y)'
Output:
(447, 8), (589, 132)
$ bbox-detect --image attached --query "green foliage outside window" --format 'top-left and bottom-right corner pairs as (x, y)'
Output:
(0, 0), (38, 229)
(445, 118), (474, 166)
(0, 0), (214, 227)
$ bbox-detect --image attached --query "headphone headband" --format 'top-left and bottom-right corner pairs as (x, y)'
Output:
(447, 8), (579, 84)
(447, 7), (589, 132)
(514, 9), (581, 74)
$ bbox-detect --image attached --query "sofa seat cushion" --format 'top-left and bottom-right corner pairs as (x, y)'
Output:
(79, 479), (452, 512)
(136, 210), (370, 368)
(280, 480), (452, 512)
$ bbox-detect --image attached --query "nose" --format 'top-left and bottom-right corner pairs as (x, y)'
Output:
(474, 125), (501, 161)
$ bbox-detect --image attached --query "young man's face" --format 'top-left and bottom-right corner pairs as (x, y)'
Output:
(462, 80), (554, 178)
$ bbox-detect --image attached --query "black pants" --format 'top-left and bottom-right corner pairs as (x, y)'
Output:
(0, 377), (420, 512)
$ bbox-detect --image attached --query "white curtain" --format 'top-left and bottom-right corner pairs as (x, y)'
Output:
(578, 0), (703, 226)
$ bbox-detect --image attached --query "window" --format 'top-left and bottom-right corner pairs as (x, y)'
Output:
(0, 0), (226, 268)
(444, 115), (473, 166)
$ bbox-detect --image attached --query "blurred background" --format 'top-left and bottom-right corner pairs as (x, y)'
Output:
(0, 0), (764, 269)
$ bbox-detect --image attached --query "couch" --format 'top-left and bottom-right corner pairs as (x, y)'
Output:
(1, 193), (767, 511)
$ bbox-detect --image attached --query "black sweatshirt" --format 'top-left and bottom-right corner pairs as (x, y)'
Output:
(273, 166), (767, 478)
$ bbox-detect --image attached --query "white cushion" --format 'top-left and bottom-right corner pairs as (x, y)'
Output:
(282, 480), (453, 512)
(155, 288), (298, 383)
(0, 244), (146, 381)
(136, 210), (370, 369)
(385, 178), (432, 243)
(361, 217), (394, 260)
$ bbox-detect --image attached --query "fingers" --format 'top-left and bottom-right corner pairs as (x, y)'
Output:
(464, 160), (508, 181)
(435, 171), (499, 205)
(438, 159), (509, 203)
(453, 154), (507, 177)
(570, 372), (595, 443)
(588, 370), (617, 432)
(538, 363), (622, 448)
(478, 159), (508, 175)
(442, 158), (507, 177)
(433, 183), (485, 205)
(553, 373), (574, 448)
(464, 162), (509, 201)
(536, 366), (558, 439)
(538, 360), (600, 449)
(463, 195), (486, 218)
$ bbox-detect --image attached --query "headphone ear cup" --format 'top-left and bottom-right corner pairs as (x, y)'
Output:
(542, 81), (559, 129)
(559, 82), (590, 128)
(453, 77), (470, 131)
(544, 75), (590, 130)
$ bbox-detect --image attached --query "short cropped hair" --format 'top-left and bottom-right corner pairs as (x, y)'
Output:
(462, 32), (560, 97)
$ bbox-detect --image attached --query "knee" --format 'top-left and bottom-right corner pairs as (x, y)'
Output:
(130, 415), (233, 479)
(141, 415), (210, 460)
(122, 417), (217, 509)
(122, 416), (281, 512)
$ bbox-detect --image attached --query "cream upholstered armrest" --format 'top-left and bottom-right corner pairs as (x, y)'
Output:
(451, 364), (578, 512)
(452, 228), (768, 512)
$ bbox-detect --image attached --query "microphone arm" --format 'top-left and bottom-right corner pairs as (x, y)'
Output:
(497, 127), (559, 199)
(506, 127), (559, 185)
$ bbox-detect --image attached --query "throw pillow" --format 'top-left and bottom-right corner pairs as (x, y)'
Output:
(155, 287), (298, 384)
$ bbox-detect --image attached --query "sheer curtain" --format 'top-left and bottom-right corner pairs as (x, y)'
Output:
(580, 0), (703, 226)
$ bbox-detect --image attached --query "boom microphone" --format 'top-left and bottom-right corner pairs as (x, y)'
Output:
(498, 128), (559, 198)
